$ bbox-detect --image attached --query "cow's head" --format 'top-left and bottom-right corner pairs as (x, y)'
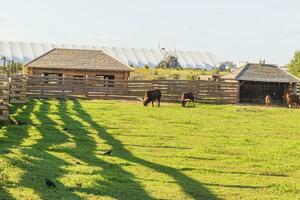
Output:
(143, 97), (150, 106)
(137, 97), (149, 106)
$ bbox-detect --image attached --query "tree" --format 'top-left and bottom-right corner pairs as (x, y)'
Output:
(288, 51), (300, 77)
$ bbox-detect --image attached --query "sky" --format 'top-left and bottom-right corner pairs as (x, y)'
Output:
(0, 0), (299, 65)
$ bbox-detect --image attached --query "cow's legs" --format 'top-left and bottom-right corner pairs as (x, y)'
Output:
(157, 99), (160, 107)
(151, 101), (154, 107)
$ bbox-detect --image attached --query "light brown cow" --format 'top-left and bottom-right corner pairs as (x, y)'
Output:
(283, 93), (298, 108)
(283, 93), (292, 108)
(265, 95), (272, 106)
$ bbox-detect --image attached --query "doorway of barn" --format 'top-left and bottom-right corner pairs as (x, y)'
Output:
(239, 81), (287, 104)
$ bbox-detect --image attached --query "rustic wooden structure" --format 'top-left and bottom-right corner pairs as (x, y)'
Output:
(25, 48), (134, 80)
(223, 63), (299, 104)
(25, 76), (239, 104)
(10, 76), (27, 103)
(0, 77), (10, 123)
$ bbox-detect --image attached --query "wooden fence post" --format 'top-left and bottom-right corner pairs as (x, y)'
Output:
(0, 77), (10, 124)
(8, 76), (27, 104)
(124, 79), (129, 100)
(152, 79), (155, 90)
(105, 79), (108, 98)
(196, 80), (200, 103)
(236, 82), (240, 104)
(84, 76), (88, 99)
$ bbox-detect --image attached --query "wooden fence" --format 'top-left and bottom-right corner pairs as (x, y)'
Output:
(23, 76), (239, 104)
(0, 77), (10, 123)
(3, 75), (300, 122)
(10, 76), (27, 103)
(26, 76), (85, 99)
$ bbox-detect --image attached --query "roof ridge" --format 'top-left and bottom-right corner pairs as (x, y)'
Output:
(52, 48), (102, 51)
(235, 64), (250, 80)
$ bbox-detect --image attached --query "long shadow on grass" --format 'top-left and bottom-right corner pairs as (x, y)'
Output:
(5, 100), (83, 200)
(0, 102), (36, 200)
(72, 100), (219, 200)
(57, 100), (153, 199)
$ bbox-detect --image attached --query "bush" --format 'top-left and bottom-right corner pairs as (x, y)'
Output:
(186, 75), (197, 80)
(157, 75), (166, 80)
(200, 71), (206, 75)
(170, 73), (181, 80)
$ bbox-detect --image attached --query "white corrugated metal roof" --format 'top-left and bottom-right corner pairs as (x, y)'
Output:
(0, 41), (219, 69)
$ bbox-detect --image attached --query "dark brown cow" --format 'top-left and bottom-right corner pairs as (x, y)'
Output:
(143, 89), (161, 107)
(293, 94), (300, 109)
(181, 92), (195, 107)
(291, 95), (299, 108)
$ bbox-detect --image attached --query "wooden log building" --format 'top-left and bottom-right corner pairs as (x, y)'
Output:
(25, 48), (134, 80)
(223, 63), (299, 104)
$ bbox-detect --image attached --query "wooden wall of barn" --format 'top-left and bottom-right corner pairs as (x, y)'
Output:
(27, 67), (129, 80)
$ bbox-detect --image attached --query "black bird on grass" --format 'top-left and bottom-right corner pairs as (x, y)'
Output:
(45, 178), (56, 187)
(17, 120), (27, 125)
(75, 161), (81, 165)
(76, 182), (82, 188)
(10, 119), (27, 125)
(63, 127), (69, 131)
(103, 149), (113, 156)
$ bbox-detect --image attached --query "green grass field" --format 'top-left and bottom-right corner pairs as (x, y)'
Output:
(0, 99), (299, 200)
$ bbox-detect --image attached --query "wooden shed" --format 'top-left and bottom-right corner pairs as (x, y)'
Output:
(223, 63), (299, 104)
(25, 48), (134, 80)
